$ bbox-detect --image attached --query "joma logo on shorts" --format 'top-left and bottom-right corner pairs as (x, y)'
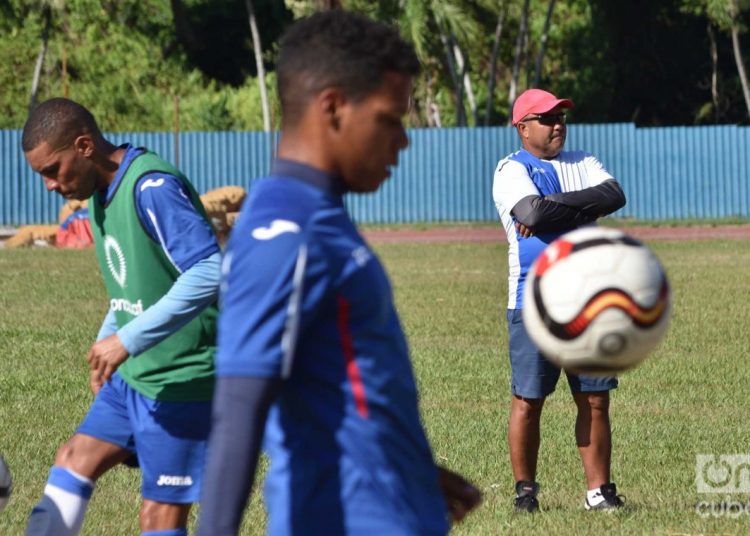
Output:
(157, 475), (193, 486)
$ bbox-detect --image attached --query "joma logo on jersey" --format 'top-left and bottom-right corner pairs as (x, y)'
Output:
(157, 475), (193, 486)
(139, 178), (165, 191)
(252, 219), (300, 240)
(352, 246), (371, 267)
(110, 298), (143, 316)
(104, 235), (127, 287)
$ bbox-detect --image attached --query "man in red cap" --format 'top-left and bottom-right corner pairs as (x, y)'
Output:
(492, 88), (627, 512)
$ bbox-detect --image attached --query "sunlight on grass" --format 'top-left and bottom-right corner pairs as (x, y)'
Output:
(1, 239), (749, 534)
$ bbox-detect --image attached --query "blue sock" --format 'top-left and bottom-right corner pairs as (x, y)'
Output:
(26, 466), (95, 535)
(141, 529), (187, 536)
(47, 466), (94, 499)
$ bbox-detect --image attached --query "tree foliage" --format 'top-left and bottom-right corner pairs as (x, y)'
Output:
(0, 0), (748, 130)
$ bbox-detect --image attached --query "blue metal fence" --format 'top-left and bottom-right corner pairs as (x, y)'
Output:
(2, 124), (749, 225)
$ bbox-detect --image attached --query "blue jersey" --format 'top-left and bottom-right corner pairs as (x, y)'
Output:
(104, 144), (219, 272)
(492, 149), (614, 308)
(217, 160), (448, 535)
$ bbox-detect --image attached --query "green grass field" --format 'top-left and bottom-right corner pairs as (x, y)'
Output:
(1, 239), (750, 534)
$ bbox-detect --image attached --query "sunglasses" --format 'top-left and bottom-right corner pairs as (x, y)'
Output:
(521, 112), (567, 126)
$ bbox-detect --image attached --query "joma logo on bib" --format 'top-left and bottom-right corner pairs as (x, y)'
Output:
(104, 235), (127, 287)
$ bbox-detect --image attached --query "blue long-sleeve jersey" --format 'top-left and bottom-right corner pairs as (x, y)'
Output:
(214, 159), (449, 535)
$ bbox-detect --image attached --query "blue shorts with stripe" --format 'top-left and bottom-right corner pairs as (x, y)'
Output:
(506, 309), (618, 398)
(77, 372), (211, 503)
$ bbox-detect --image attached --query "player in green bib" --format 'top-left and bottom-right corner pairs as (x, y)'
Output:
(89, 151), (216, 401)
(22, 98), (220, 536)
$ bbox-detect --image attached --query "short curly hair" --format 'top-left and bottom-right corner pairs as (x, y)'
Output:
(22, 98), (102, 153)
(277, 10), (420, 126)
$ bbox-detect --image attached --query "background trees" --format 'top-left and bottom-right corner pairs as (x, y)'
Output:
(0, 0), (748, 131)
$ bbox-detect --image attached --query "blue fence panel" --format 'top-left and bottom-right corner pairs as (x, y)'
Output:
(108, 131), (275, 193)
(2, 124), (749, 225)
(1, 129), (65, 224)
(346, 126), (519, 223)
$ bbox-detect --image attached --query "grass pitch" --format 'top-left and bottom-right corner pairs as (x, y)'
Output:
(1, 239), (749, 534)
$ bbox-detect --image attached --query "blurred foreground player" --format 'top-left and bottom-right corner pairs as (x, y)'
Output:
(197, 10), (481, 536)
(22, 98), (220, 535)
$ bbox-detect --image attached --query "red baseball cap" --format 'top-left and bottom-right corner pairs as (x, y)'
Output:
(512, 89), (574, 125)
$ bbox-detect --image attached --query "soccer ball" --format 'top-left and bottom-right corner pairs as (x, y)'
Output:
(0, 455), (11, 513)
(522, 227), (671, 376)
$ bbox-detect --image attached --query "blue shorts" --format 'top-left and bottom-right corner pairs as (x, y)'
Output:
(507, 309), (618, 399)
(77, 372), (211, 503)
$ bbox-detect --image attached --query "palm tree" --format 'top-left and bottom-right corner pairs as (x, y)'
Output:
(245, 0), (271, 132)
(508, 0), (530, 125)
(400, 0), (484, 126)
(727, 1), (750, 117)
(30, 1), (56, 114)
(533, 0), (556, 88)
(485, 8), (506, 126)
(695, 0), (750, 118)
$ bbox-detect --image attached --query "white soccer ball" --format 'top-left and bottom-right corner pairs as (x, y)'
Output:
(522, 227), (671, 376)
(0, 454), (11, 513)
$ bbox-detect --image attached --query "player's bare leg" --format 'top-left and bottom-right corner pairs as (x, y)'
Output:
(509, 395), (545, 481)
(574, 390), (623, 510)
(573, 391), (611, 488)
(54, 433), (132, 479)
(26, 434), (131, 535)
(509, 395), (545, 511)
(139, 500), (191, 533)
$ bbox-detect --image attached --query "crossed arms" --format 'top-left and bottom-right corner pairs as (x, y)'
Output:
(512, 180), (626, 236)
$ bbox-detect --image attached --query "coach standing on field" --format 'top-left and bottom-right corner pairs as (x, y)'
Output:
(22, 98), (220, 536)
(492, 89), (627, 513)
(197, 10), (481, 536)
